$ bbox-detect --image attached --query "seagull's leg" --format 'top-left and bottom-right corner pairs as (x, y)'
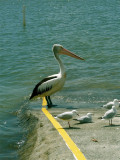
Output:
(111, 119), (112, 125)
(109, 120), (110, 125)
(68, 121), (71, 128)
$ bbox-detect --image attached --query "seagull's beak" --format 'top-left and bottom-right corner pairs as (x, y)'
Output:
(60, 47), (84, 60)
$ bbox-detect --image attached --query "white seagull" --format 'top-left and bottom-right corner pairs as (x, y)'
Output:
(102, 106), (117, 125)
(102, 99), (120, 109)
(55, 110), (79, 128)
(30, 44), (84, 108)
(74, 113), (93, 124)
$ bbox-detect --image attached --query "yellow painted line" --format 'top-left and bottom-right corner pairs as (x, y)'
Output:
(42, 97), (47, 106)
(42, 107), (86, 160)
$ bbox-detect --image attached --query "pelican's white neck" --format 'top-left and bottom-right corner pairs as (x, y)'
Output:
(54, 52), (66, 76)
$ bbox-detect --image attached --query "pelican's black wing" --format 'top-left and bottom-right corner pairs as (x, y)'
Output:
(29, 76), (57, 100)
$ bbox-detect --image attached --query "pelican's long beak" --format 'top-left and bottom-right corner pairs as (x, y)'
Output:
(60, 47), (84, 60)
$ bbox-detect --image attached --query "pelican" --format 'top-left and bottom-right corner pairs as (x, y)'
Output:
(30, 44), (84, 107)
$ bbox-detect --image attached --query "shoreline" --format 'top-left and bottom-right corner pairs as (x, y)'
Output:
(19, 107), (120, 160)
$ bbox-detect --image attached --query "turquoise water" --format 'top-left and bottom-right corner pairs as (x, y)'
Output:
(0, 0), (120, 159)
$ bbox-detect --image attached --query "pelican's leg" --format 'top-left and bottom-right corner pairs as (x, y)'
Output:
(45, 96), (50, 107)
(45, 96), (52, 108)
(46, 96), (57, 108)
(48, 96), (53, 106)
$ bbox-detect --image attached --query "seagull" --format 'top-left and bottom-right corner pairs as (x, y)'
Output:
(29, 44), (84, 108)
(55, 110), (79, 128)
(74, 113), (93, 124)
(102, 106), (117, 125)
(101, 99), (120, 109)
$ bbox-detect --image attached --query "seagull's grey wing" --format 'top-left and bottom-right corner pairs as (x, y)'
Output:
(79, 116), (92, 123)
(103, 110), (116, 119)
(77, 116), (86, 121)
(106, 104), (113, 109)
(57, 113), (72, 120)
(103, 103), (113, 109)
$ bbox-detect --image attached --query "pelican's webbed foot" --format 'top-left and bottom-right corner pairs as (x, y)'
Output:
(45, 96), (57, 108)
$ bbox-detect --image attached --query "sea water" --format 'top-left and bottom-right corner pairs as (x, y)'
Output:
(0, 0), (120, 159)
